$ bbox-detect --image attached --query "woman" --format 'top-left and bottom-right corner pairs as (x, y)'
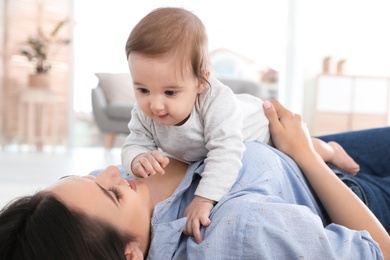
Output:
(0, 100), (389, 259)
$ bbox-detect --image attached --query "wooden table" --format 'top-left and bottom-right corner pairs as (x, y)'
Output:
(17, 88), (60, 149)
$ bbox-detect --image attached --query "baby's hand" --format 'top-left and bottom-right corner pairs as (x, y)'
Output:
(131, 150), (169, 178)
(183, 196), (215, 243)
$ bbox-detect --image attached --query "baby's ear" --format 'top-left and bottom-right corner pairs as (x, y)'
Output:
(124, 243), (144, 260)
(204, 70), (210, 81)
(197, 71), (210, 94)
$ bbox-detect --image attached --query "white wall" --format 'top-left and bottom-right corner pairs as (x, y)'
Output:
(285, 0), (390, 127)
(73, 0), (288, 113)
(73, 0), (390, 125)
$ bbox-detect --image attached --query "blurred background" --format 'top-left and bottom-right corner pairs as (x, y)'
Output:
(2, 0), (390, 149)
(1, 0), (390, 205)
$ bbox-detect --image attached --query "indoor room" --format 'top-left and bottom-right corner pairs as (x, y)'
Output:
(1, 0), (390, 208)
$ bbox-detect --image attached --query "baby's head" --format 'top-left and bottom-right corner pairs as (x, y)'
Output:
(125, 7), (209, 83)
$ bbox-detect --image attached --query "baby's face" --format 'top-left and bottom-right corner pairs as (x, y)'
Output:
(128, 53), (206, 126)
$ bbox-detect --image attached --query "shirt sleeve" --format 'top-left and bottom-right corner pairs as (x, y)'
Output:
(243, 200), (383, 260)
(121, 104), (157, 175)
(184, 195), (383, 260)
(194, 83), (246, 201)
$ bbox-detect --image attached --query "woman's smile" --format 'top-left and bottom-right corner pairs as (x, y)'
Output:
(126, 180), (137, 191)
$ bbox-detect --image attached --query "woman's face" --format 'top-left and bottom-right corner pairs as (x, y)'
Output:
(47, 166), (153, 254)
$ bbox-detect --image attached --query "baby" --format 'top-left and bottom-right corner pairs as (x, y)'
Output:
(121, 7), (359, 243)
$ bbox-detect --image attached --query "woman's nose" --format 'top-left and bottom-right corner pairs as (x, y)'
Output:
(96, 166), (122, 185)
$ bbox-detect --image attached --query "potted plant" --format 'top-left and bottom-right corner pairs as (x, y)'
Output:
(322, 55), (332, 74)
(336, 59), (347, 75)
(19, 18), (71, 88)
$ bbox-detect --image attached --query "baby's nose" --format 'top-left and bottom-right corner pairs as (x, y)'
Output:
(150, 97), (164, 111)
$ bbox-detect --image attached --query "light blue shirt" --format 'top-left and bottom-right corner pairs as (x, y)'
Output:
(122, 142), (382, 259)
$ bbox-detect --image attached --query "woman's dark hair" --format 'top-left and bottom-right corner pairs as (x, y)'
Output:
(0, 192), (135, 260)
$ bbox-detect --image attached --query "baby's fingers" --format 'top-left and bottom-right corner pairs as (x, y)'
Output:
(133, 159), (153, 178)
(184, 216), (210, 243)
(193, 223), (202, 243)
(148, 153), (168, 175)
(194, 215), (211, 243)
(132, 153), (160, 177)
(187, 218), (202, 244)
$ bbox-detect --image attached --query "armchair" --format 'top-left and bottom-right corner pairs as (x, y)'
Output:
(91, 73), (134, 149)
(218, 77), (267, 99)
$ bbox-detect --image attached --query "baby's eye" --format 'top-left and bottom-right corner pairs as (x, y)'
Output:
(108, 187), (123, 200)
(165, 90), (176, 96)
(137, 88), (149, 94)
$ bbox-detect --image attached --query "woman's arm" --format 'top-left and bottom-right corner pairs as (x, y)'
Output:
(263, 100), (390, 259)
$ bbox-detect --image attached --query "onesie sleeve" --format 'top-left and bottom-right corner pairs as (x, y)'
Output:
(194, 82), (246, 202)
(121, 104), (157, 175)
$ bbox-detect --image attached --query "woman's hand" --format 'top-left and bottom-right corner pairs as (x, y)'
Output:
(263, 100), (315, 162)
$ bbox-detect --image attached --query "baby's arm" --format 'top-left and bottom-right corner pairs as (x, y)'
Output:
(183, 82), (246, 243)
(122, 105), (168, 177)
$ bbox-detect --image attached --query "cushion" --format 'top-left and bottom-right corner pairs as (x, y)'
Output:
(106, 105), (133, 120)
(95, 73), (136, 105)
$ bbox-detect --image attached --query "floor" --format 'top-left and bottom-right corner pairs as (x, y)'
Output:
(0, 116), (126, 208)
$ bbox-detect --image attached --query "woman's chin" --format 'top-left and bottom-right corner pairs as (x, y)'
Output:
(134, 180), (153, 209)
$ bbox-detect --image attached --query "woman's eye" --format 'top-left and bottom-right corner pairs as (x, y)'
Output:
(137, 88), (149, 94)
(108, 187), (123, 200)
(165, 90), (176, 96)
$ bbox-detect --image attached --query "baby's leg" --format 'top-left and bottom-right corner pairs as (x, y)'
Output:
(312, 137), (360, 175)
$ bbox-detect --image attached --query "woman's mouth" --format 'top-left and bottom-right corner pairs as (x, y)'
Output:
(126, 180), (137, 191)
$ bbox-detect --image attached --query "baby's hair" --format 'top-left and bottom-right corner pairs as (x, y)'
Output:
(125, 7), (210, 85)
